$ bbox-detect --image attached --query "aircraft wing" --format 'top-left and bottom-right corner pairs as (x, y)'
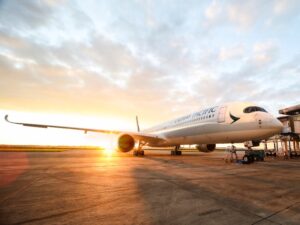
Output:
(4, 115), (165, 143)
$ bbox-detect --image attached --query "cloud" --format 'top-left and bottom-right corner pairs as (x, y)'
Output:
(251, 40), (279, 66)
(0, 0), (299, 127)
(205, 0), (222, 19)
(219, 44), (245, 61)
(273, 0), (300, 15)
(203, 0), (300, 31)
(266, 0), (300, 27)
(277, 53), (300, 76)
(0, 0), (57, 38)
(226, 1), (263, 29)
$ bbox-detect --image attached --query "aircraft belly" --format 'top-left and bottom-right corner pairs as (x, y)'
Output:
(160, 123), (224, 145)
(155, 122), (272, 145)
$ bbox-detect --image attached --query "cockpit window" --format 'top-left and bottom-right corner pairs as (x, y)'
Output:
(243, 106), (267, 113)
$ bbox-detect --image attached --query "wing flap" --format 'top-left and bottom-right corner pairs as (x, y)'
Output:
(23, 124), (48, 128)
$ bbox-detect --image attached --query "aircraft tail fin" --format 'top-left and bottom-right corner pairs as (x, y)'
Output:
(136, 116), (140, 132)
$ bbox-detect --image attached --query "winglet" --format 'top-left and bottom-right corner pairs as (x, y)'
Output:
(5, 114), (19, 125)
(4, 115), (10, 123)
(136, 116), (140, 132)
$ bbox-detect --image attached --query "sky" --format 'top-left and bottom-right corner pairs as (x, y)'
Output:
(0, 0), (299, 145)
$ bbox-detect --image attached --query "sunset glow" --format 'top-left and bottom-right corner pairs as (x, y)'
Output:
(103, 147), (116, 156)
(0, 110), (129, 146)
(0, 1), (299, 146)
(101, 136), (118, 156)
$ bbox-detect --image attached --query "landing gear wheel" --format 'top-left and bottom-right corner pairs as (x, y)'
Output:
(242, 155), (250, 164)
(249, 155), (254, 163)
(171, 145), (181, 156)
(171, 150), (182, 155)
(133, 150), (144, 156)
(243, 155), (254, 164)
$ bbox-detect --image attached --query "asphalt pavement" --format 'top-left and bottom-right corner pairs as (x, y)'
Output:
(0, 150), (299, 225)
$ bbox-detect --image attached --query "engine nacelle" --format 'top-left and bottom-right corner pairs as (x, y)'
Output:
(118, 134), (135, 152)
(196, 144), (216, 152)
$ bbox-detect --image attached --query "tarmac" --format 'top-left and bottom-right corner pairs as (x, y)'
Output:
(0, 150), (300, 225)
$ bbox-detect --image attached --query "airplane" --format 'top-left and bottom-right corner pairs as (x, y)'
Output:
(5, 102), (283, 156)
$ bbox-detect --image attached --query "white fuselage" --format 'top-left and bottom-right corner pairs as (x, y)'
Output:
(143, 102), (283, 147)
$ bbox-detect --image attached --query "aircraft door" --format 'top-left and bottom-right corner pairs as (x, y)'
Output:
(218, 106), (227, 123)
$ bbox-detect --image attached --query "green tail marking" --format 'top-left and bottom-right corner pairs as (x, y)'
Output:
(230, 113), (240, 124)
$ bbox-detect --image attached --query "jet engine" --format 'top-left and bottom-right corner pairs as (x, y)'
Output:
(118, 134), (135, 152)
(196, 144), (216, 152)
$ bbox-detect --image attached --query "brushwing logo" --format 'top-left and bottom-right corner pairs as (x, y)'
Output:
(230, 113), (240, 124)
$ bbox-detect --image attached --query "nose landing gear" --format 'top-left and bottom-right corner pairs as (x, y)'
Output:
(171, 145), (182, 155)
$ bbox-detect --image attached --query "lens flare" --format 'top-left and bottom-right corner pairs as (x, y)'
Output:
(103, 146), (115, 156)
(101, 138), (117, 156)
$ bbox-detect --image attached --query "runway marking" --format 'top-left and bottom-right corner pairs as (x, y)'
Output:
(251, 201), (300, 225)
(198, 208), (222, 216)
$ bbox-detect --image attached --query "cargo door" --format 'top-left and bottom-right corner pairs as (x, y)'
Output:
(218, 106), (227, 123)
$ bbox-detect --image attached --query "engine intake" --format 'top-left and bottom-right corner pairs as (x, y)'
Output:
(196, 144), (216, 152)
(118, 134), (135, 152)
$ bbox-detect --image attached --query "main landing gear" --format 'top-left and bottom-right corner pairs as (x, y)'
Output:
(133, 149), (144, 156)
(133, 142), (145, 156)
(171, 145), (182, 155)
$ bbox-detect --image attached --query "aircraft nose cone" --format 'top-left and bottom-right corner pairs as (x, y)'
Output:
(272, 119), (283, 132)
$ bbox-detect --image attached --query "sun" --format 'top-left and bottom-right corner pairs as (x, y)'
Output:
(103, 146), (115, 156)
(101, 139), (118, 156)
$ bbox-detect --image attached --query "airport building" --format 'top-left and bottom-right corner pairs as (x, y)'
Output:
(278, 104), (300, 134)
(269, 104), (300, 157)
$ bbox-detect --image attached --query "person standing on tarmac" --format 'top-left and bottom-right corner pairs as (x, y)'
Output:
(225, 144), (238, 162)
(231, 144), (238, 161)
